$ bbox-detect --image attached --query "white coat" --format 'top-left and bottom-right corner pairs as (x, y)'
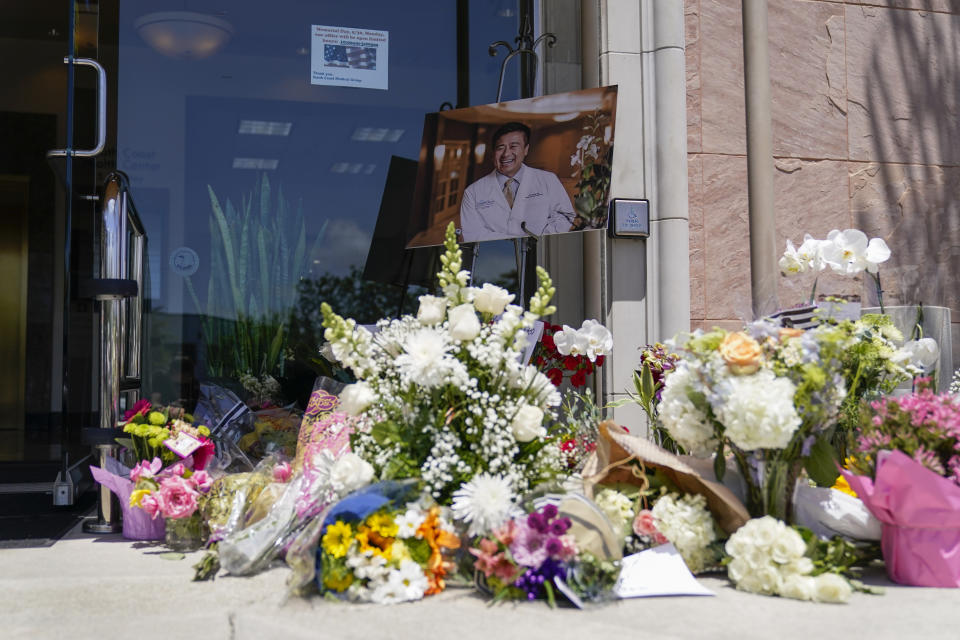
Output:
(459, 165), (575, 242)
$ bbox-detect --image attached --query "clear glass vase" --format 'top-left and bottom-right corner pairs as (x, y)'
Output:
(735, 452), (803, 523)
(164, 514), (206, 552)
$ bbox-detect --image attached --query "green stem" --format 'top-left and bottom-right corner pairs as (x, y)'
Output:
(808, 275), (819, 306)
(871, 272), (885, 315)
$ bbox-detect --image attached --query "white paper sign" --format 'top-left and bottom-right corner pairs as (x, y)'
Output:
(521, 321), (545, 365)
(614, 544), (715, 599)
(311, 25), (388, 90)
(164, 432), (203, 459)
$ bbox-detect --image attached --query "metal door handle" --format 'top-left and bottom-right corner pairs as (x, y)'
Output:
(47, 57), (107, 158)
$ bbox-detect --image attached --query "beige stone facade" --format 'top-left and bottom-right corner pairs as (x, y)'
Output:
(685, 0), (959, 366)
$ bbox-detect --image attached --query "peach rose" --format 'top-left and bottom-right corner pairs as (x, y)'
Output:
(719, 331), (763, 375)
(778, 327), (804, 340)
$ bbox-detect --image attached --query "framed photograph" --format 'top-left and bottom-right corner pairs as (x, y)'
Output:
(405, 85), (618, 248)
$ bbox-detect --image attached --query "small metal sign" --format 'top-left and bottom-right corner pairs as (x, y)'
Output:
(608, 198), (650, 238)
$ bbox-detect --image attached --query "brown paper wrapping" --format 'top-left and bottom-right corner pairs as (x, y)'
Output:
(581, 420), (749, 534)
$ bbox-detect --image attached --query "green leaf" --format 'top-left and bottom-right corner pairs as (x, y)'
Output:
(371, 421), (403, 445)
(804, 436), (841, 487)
(713, 441), (726, 482)
(640, 362), (656, 404)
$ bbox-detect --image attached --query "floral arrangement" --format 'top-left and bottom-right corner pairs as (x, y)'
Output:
(594, 487), (722, 574)
(659, 319), (851, 520)
(628, 343), (681, 451)
(120, 400), (214, 470)
(468, 502), (619, 605)
(779, 228), (891, 310)
(851, 378), (960, 484)
(318, 497), (460, 604)
(320, 223), (566, 503)
(725, 517), (853, 603)
(533, 321), (611, 388)
(129, 458), (213, 521)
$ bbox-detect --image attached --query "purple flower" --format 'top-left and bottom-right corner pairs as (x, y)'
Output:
(510, 522), (548, 568)
(549, 518), (570, 536)
(545, 537), (564, 557)
(527, 512), (548, 534)
(541, 504), (558, 520)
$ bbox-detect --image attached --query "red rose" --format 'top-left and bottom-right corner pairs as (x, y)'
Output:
(594, 355), (605, 367)
(563, 355), (579, 371)
(546, 368), (563, 386)
(541, 335), (556, 351)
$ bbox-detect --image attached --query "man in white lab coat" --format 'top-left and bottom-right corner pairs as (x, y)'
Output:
(459, 122), (576, 242)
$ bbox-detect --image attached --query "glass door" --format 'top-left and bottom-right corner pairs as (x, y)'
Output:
(0, 2), (101, 487)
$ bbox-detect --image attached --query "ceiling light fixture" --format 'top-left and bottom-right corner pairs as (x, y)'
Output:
(134, 11), (234, 60)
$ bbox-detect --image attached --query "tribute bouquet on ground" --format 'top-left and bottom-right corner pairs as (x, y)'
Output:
(657, 319), (851, 521)
(844, 378), (960, 587)
(320, 223), (566, 504)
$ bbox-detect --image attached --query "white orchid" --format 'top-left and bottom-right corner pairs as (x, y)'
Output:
(820, 229), (891, 275)
(553, 319), (613, 362)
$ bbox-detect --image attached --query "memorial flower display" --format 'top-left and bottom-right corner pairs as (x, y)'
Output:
(467, 502), (619, 606)
(843, 379), (960, 587)
(658, 319), (851, 520)
(319, 223), (568, 503)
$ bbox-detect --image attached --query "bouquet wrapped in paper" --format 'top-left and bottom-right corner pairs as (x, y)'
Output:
(315, 481), (460, 603)
(843, 380), (960, 587)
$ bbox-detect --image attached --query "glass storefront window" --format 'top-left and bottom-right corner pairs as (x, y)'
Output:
(116, 1), (531, 410)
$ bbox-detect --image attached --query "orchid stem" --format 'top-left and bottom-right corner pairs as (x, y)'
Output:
(808, 275), (819, 306)
(872, 272), (885, 314)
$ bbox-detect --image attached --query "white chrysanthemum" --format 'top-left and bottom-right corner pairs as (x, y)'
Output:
(651, 493), (717, 573)
(715, 369), (801, 450)
(395, 328), (450, 388)
(658, 362), (717, 455)
(395, 559), (430, 600)
(451, 473), (518, 536)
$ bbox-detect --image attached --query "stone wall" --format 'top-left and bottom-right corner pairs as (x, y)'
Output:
(685, 0), (960, 369)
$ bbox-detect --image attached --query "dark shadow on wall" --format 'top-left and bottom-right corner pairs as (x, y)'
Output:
(859, 6), (959, 366)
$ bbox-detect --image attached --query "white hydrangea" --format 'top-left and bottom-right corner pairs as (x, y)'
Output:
(725, 516), (851, 604)
(658, 362), (717, 455)
(714, 369), (801, 451)
(651, 493), (717, 573)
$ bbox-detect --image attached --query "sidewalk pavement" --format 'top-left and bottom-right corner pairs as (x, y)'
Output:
(3, 519), (960, 640)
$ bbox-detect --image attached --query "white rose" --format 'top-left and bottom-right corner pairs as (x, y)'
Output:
(330, 452), (374, 494)
(417, 295), (447, 325)
(339, 382), (376, 416)
(510, 405), (545, 442)
(472, 283), (514, 316)
(781, 574), (816, 601)
(448, 303), (481, 341)
(770, 527), (807, 564)
(813, 573), (852, 604)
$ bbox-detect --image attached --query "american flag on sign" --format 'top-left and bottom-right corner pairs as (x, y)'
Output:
(324, 45), (377, 70)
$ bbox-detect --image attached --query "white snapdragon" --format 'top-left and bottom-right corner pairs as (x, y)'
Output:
(472, 283), (514, 316)
(416, 295), (447, 325)
(448, 303), (481, 341)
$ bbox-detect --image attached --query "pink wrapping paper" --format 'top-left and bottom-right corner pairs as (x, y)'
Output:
(90, 459), (166, 541)
(842, 450), (960, 588)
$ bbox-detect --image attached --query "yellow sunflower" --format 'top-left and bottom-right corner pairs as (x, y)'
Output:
(321, 521), (353, 558)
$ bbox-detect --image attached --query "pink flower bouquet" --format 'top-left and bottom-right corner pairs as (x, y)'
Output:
(89, 457), (165, 540)
(844, 383), (960, 587)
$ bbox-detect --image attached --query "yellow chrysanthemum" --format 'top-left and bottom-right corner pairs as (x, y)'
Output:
(366, 512), (399, 538)
(129, 489), (151, 508)
(321, 521), (353, 558)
